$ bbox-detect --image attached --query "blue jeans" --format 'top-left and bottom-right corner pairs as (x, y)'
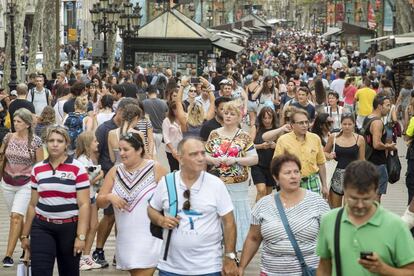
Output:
(377, 164), (388, 195)
(158, 270), (221, 276)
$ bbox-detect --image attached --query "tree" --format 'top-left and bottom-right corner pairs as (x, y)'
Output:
(106, 0), (124, 72)
(42, 0), (58, 79)
(27, 0), (46, 74)
(2, 0), (28, 90)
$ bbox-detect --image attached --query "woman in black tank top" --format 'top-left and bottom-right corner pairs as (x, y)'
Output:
(324, 114), (365, 208)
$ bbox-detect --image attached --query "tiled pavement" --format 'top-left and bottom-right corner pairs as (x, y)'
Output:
(0, 138), (410, 275)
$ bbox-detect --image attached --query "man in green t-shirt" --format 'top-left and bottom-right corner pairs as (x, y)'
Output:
(316, 160), (414, 276)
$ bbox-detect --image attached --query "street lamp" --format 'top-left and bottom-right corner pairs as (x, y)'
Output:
(117, 1), (141, 39)
(346, 8), (351, 24)
(313, 8), (317, 34)
(90, 0), (121, 73)
(7, 0), (17, 92)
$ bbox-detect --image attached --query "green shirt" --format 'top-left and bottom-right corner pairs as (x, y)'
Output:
(316, 204), (414, 276)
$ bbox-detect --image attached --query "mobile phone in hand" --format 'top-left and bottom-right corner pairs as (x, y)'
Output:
(360, 251), (373, 260)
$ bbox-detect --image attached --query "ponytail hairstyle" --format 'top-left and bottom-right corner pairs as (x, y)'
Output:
(76, 131), (96, 159)
(120, 104), (141, 134)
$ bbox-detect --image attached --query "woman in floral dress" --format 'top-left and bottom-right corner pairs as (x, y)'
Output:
(205, 101), (258, 251)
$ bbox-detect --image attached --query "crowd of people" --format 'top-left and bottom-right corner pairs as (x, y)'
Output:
(0, 31), (414, 276)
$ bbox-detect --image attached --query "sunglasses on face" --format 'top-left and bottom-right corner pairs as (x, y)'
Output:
(183, 190), (191, 211)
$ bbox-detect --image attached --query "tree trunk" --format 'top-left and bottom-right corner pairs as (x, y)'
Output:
(106, 0), (124, 72)
(396, 1), (414, 34)
(2, 0), (28, 90)
(42, 1), (57, 79)
(27, 0), (46, 74)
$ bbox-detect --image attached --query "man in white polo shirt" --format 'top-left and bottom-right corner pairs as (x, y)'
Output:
(148, 138), (238, 276)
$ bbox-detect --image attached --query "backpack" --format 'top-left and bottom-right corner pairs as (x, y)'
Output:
(29, 88), (50, 106)
(360, 117), (381, 160)
(149, 172), (178, 261)
(64, 112), (86, 150)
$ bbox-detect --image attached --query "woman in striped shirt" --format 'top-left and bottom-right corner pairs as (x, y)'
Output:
(21, 125), (90, 276)
(238, 153), (329, 276)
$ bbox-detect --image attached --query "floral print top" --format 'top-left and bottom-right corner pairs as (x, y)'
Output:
(205, 129), (256, 184)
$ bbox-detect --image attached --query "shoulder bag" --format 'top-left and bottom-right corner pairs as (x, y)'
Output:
(334, 208), (344, 276)
(0, 133), (10, 179)
(326, 134), (338, 186)
(274, 193), (316, 276)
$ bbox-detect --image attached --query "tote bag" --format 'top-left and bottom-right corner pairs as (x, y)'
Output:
(326, 134), (338, 187)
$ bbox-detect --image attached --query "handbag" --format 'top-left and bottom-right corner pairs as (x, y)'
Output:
(386, 150), (401, 184)
(334, 208), (344, 276)
(326, 134), (338, 187)
(16, 263), (31, 276)
(274, 193), (316, 276)
(0, 134), (10, 180)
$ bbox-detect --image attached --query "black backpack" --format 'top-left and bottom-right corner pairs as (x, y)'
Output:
(29, 88), (50, 106)
(360, 117), (381, 160)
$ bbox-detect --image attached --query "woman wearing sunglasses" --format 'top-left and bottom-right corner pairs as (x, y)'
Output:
(97, 132), (167, 276)
(324, 114), (365, 208)
(21, 126), (90, 276)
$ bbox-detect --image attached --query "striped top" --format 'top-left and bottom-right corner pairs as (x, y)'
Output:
(251, 190), (330, 275)
(31, 156), (90, 219)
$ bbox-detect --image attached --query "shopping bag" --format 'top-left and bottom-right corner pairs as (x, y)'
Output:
(387, 150), (401, 184)
(16, 263), (31, 276)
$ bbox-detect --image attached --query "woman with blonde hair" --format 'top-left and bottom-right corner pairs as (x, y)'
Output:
(1, 108), (43, 266)
(176, 77), (215, 137)
(205, 101), (258, 251)
(76, 131), (104, 270)
(108, 103), (144, 164)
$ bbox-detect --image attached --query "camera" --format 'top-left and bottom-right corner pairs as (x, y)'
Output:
(360, 251), (373, 260)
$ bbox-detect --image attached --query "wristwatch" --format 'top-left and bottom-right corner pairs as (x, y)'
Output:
(77, 234), (86, 241)
(225, 252), (240, 265)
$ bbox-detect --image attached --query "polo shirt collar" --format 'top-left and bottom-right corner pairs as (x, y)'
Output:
(178, 170), (205, 192)
(343, 202), (382, 227)
(44, 155), (73, 164)
(292, 131), (308, 141)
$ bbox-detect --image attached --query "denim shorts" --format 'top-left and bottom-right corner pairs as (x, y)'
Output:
(377, 164), (388, 195)
(158, 270), (221, 276)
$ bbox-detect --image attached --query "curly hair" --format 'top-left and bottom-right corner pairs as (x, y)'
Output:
(120, 104), (141, 133)
(38, 106), (56, 125)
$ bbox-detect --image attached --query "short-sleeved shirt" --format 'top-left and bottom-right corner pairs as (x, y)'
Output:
(205, 129), (257, 184)
(142, 98), (168, 133)
(274, 131), (326, 177)
(355, 87), (377, 116)
(200, 118), (221, 141)
(3, 133), (43, 186)
(31, 156), (90, 219)
(149, 171), (233, 275)
(316, 204), (414, 276)
(291, 102), (316, 121)
(252, 191), (330, 275)
(8, 99), (35, 132)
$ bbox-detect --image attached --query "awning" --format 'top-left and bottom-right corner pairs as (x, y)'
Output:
(376, 44), (414, 64)
(212, 38), (244, 54)
(395, 37), (414, 44)
(364, 36), (390, 43)
(322, 27), (342, 38)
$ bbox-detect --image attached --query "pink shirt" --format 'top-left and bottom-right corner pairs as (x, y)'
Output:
(343, 85), (357, 105)
(162, 118), (183, 153)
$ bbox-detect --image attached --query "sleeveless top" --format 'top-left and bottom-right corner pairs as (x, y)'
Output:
(183, 124), (202, 138)
(334, 135), (359, 169)
(248, 83), (260, 101)
(113, 160), (156, 212)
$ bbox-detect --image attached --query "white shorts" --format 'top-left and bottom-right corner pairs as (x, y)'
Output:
(1, 181), (31, 215)
(247, 100), (258, 113)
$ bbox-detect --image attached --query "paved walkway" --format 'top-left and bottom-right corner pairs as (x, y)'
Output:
(0, 139), (410, 275)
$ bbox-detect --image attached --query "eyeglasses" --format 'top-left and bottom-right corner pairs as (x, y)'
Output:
(183, 190), (191, 211)
(121, 132), (142, 146)
(189, 89), (196, 92)
(293, 120), (309, 126)
(346, 197), (374, 206)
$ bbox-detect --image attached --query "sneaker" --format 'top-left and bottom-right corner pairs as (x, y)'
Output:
(92, 250), (108, 268)
(112, 255), (116, 266)
(84, 255), (101, 269)
(19, 251), (25, 263)
(79, 256), (92, 271)
(2, 256), (13, 267)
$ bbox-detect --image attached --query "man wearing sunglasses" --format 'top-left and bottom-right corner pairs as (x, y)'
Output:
(148, 138), (238, 276)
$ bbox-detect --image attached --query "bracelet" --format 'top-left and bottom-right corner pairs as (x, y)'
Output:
(20, 235), (29, 241)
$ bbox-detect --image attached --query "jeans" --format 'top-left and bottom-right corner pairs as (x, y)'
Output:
(30, 217), (80, 276)
(159, 270), (221, 276)
(376, 164), (388, 195)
